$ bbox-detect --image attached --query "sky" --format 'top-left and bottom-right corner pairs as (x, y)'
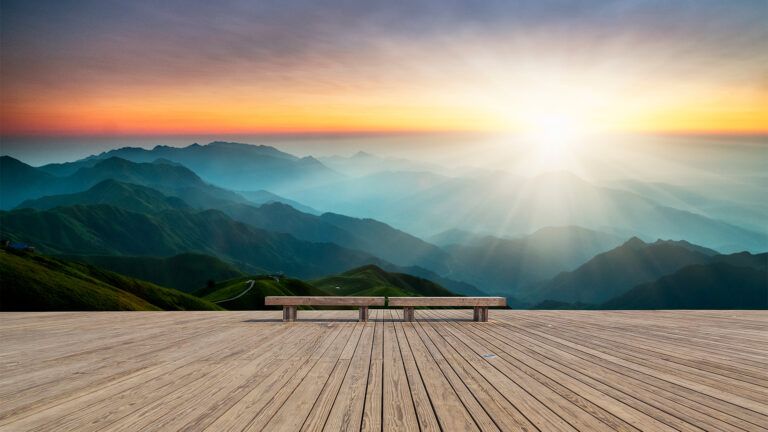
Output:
(1, 0), (767, 138)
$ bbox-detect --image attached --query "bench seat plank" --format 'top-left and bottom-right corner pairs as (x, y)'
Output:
(265, 296), (385, 307)
(388, 297), (506, 307)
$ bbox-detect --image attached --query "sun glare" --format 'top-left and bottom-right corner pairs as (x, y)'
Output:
(521, 111), (586, 169)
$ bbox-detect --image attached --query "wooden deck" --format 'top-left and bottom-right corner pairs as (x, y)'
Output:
(1, 310), (766, 431)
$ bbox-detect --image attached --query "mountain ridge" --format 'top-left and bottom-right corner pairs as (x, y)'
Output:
(522, 237), (716, 304)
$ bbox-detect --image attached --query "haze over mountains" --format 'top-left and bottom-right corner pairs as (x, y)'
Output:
(1, 140), (766, 310)
(38, 141), (341, 193)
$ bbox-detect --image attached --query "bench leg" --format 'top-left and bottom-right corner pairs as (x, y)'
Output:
(403, 307), (414, 322)
(359, 306), (369, 322)
(283, 306), (297, 322)
(473, 307), (489, 322)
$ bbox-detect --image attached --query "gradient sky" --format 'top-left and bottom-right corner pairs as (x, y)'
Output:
(1, 0), (766, 136)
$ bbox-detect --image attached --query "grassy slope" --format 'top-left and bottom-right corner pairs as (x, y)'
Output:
(61, 253), (245, 293)
(311, 264), (457, 298)
(196, 276), (329, 310)
(0, 251), (222, 311)
(17, 179), (190, 214)
(0, 204), (379, 279)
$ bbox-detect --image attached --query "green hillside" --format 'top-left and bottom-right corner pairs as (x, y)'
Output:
(4, 156), (249, 211)
(64, 157), (250, 208)
(18, 179), (190, 213)
(61, 252), (245, 292)
(0, 251), (222, 311)
(602, 262), (768, 309)
(196, 276), (329, 310)
(311, 264), (457, 298)
(0, 204), (381, 278)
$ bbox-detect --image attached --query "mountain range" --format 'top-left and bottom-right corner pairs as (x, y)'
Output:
(603, 261), (767, 309)
(39, 141), (342, 193)
(2, 141), (766, 311)
(1, 155), (248, 209)
(525, 238), (767, 308)
(441, 226), (624, 294)
(522, 237), (719, 304)
(0, 204), (381, 278)
(288, 169), (767, 253)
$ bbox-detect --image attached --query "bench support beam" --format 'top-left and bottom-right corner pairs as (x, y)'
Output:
(359, 306), (369, 322)
(473, 307), (488, 322)
(403, 307), (415, 322)
(282, 306), (297, 322)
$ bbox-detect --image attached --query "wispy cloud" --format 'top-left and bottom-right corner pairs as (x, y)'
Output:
(1, 0), (766, 135)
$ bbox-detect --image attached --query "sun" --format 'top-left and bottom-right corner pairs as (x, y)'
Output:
(521, 111), (587, 169)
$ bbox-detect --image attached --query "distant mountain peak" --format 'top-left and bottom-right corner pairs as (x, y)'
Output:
(1, 155), (21, 163)
(352, 151), (375, 158)
(300, 155), (322, 164)
(622, 236), (647, 249)
(257, 201), (300, 213)
(1, 155), (47, 173)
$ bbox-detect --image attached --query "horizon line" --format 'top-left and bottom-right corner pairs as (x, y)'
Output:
(2, 129), (767, 141)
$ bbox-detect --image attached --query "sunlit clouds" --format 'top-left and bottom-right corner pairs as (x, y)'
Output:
(1, 0), (766, 136)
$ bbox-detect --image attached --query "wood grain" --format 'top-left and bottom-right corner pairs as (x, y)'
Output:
(265, 296), (386, 306)
(388, 297), (507, 307)
(0, 310), (765, 431)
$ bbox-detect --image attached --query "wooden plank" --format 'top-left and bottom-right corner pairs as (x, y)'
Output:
(452, 315), (693, 431)
(415, 314), (561, 432)
(101, 321), (328, 432)
(204, 321), (346, 432)
(381, 309), (419, 431)
(401, 318), (480, 430)
(424, 314), (582, 431)
(265, 296), (385, 306)
(257, 321), (359, 430)
(0, 314), (238, 423)
(361, 309), (384, 432)
(392, 310), (442, 432)
(495, 314), (768, 430)
(478, 320), (754, 432)
(411, 318), (501, 431)
(389, 297), (506, 307)
(2, 323), (301, 431)
(300, 323), (365, 431)
(322, 319), (376, 431)
(512, 322), (768, 417)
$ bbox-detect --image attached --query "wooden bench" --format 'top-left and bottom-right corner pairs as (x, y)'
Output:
(388, 297), (507, 322)
(264, 296), (385, 322)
